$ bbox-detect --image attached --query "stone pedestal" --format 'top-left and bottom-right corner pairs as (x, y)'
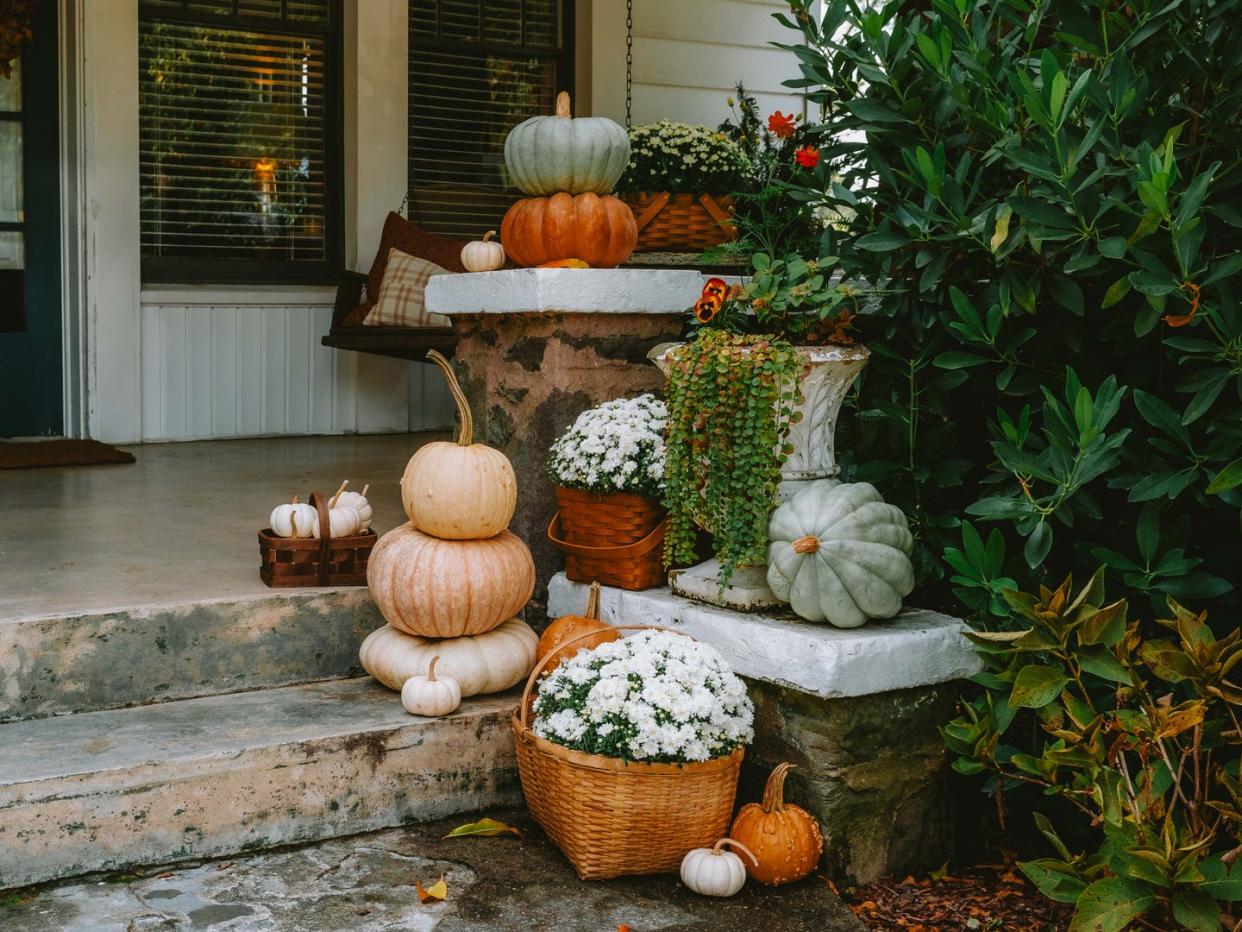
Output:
(547, 573), (983, 883)
(426, 269), (704, 617)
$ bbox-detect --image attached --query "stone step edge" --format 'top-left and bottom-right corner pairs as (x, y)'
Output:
(0, 679), (521, 890)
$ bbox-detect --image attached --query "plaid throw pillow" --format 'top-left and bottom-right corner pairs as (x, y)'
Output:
(363, 249), (450, 328)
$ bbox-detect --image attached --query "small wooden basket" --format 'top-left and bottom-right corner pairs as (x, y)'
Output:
(258, 491), (376, 587)
(513, 625), (744, 880)
(548, 487), (667, 590)
(622, 191), (737, 252)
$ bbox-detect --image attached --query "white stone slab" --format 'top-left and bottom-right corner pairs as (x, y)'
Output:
(548, 573), (983, 700)
(425, 267), (705, 315)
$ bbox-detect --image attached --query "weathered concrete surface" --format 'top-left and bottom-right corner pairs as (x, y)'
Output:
(0, 679), (521, 890)
(744, 681), (959, 885)
(426, 267), (705, 315)
(448, 314), (685, 619)
(549, 574), (982, 698)
(0, 809), (865, 931)
(0, 590), (384, 722)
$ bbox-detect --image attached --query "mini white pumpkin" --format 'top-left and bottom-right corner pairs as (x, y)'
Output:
(767, 480), (915, 628)
(461, 231), (505, 272)
(333, 482), (373, 531)
(312, 506), (361, 539)
(680, 838), (759, 898)
(359, 618), (537, 697)
(400, 656), (462, 717)
(269, 495), (317, 538)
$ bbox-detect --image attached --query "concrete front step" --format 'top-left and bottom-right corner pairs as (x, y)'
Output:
(0, 589), (385, 722)
(0, 678), (520, 890)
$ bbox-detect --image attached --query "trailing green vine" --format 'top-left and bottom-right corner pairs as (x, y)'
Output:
(663, 329), (803, 585)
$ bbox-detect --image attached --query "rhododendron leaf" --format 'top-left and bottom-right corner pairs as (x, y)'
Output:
(443, 818), (521, 839)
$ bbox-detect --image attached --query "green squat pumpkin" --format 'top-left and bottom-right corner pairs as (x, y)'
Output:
(505, 91), (630, 197)
(767, 480), (915, 628)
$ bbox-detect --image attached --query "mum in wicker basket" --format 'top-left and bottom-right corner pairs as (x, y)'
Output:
(513, 626), (753, 880)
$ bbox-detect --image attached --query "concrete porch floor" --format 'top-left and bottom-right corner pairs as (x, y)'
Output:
(0, 434), (438, 622)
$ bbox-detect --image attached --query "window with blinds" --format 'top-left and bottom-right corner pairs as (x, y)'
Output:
(138, 0), (342, 283)
(409, 0), (573, 238)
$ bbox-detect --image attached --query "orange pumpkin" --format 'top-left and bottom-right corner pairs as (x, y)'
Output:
(501, 192), (637, 268)
(535, 581), (620, 674)
(729, 763), (823, 885)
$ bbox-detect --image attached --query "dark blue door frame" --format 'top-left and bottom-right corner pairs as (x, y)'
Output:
(0, 0), (63, 437)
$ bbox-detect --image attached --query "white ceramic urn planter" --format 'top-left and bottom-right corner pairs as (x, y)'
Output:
(651, 341), (870, 611)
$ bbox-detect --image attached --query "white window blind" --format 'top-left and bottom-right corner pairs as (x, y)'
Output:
(408, 0), (571, 238)
(138, 1), (340, 281)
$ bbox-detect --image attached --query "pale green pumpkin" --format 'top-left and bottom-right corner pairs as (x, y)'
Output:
(767, 480), (915, 628)
(504, 92), (630, 196)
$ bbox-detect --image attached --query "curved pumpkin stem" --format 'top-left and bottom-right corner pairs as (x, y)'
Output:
(713, 837), (759, 867)
(426, 350), (473, 447)
(289, 511), (299, 538)
(427, 655), (440, 681)
(361, 483), (370, 497)
(554, 90), (571, 118)
(482, 230), (496, 243)
(761, 762), (795, 813)
(330, 479), (349, 508)
(585, 581), (602, 621)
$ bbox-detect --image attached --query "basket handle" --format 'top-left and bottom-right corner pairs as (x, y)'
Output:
(518, 623), (680, 730)
(547, 512), (668, 559)
(633, 191), (670, 233)
(310, 491), (332, 585)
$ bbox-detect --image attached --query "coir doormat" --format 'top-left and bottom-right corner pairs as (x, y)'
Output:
(0, 439), (136, 469)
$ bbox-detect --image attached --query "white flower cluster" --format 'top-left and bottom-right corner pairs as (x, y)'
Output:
(533, 630), (754, 764)
(547, 394), (667, 497)
(618, 121), (748, 195)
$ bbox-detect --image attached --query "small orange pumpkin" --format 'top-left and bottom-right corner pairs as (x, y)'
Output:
(729, 763), (823, 885)
(501, 192), (637, 268)
(535, 581), (620, 674)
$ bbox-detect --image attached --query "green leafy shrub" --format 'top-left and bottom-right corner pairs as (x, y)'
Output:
(944, 570), (1242, 930)
(773, 0), (1240, 608)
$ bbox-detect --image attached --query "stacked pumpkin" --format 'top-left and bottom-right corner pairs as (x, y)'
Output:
(361, 351), (538, 716)
(500, 92), (638, 268)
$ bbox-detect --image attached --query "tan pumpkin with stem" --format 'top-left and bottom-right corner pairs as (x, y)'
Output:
(729, 763), (824, 885)
(367, 522), (535, 638)
(401, 350), (517, 539)
(535, 581), (620, 675)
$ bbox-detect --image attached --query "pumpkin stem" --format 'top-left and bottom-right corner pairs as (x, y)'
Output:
(290, 511), (299, 538)
(361, 483), (370, 498)
(554, 90), (571, 118)
(761, 762), (794, 813)
(792, 535), (820, 555)
(427, 655), (440, 682)
(585, 581), (602, 621)
(330, 479), (349, 508)
(713, 838), (759, 867)
(482, 230), (496, 243)
(291, 495), (298, 505)
(426, 350), (473, 447)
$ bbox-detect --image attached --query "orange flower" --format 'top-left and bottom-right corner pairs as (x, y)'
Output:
(767, 111), (796, 139)
(695, 295), (723, 324)
(1163, 280), (1201, 327)
(794, 145), (820, 169)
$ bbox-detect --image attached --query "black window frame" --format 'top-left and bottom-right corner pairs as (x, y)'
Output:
(137, 0), (345, 285)
(408, 0), (575, 237)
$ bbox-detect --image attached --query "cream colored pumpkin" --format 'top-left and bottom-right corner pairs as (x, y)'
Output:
(400, 656), (462, 717)
(334, 484), (373, 531)
(312, 505), (361, 539)
(367, 523), (535, 638)
(401, 350), (517, 540)
(461, 231), (505, 272)
(680, 839), (759, 898)
(269, 496), (317, 538)
(359, 618), (537, 696)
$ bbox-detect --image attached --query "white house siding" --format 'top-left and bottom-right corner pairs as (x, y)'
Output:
(590, 0), (808, 128)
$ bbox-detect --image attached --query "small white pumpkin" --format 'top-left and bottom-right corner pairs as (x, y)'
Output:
(461, 231), (505, 272)
(359, 618), (537, 697)
(680, 838), (759, 898)
(333, 482), (373, 531)
(400, 656), (462, 717)
(269, 495), (317, 538)
(312, 506), (361, 539)
(767, 480), (915, 628)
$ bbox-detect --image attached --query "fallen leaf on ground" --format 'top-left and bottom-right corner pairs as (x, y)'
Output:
(416, 877), (447, 903)
(443, 817), (522, 839)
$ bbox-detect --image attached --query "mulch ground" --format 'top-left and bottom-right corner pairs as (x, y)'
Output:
(827, 855), (1075, 931)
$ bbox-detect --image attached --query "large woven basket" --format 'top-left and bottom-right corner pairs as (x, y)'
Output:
(622, 191), (737, 252)
(258, 491), (375, 587)
(513, 625), (744, 880)
(549, 487), (666, 590)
